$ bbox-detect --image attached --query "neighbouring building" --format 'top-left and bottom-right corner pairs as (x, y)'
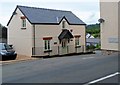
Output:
(86, 33), (95, 39)
(7, 5), (86, 57)
(86, 33), (100, 47)
(100, 0), (119, 51)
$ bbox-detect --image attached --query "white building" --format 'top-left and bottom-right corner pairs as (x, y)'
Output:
(7, 5), (86, 57)
(100, 0), (119, 51)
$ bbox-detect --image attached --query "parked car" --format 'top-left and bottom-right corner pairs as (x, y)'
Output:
(0, 43), (17, 61)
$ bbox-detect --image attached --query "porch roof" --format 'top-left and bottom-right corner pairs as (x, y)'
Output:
(58, 29), (74, 40)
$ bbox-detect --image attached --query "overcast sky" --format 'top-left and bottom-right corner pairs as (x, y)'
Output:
(0, 0), (100, 26)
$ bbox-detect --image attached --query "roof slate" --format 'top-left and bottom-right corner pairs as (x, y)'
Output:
(7, 5), (86, 25)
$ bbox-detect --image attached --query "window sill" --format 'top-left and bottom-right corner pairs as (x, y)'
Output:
(21, 27), (26, 29)
(75, 45), (81, 48)
(44, 50), (52, 53)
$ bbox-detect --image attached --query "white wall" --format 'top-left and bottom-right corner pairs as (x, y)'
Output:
(8, 9), (86, 56)
(100, 2), (118, 51)
(35, 19), (86, 55)
(8, 8), (33, 56)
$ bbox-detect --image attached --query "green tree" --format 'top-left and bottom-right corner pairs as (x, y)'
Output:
(0, 23), (7, 39)
(86, 24), (100, 38)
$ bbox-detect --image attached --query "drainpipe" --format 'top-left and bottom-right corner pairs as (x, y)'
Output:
(33, 24), (35, 55)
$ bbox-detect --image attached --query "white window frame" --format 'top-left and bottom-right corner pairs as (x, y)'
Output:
(44, 40), (51, 51)
(21, 19), (26, 28)
(75, 37), (80, 46)
(62, 21), (66, 28)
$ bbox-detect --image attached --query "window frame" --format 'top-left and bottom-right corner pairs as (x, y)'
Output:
(44, 40), (51, 51)
(21, 16), (26, 29)
(75, 37), (80, 46)
(22, 19), (26, 28)
(62, 21), (66, 28)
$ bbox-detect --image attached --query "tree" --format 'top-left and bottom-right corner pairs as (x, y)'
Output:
(86, 24), (100, 38)
(0, 23), (7, 39)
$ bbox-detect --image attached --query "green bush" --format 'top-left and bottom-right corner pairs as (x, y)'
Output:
(86, 44), (101, 50)
(86, 45), (96, 50)
(96, 44), (101, 49)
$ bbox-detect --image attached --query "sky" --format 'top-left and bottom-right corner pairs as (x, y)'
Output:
(0, 0), (100, 26)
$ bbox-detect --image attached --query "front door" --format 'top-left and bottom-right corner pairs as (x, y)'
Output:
(61, 39), (68, 54)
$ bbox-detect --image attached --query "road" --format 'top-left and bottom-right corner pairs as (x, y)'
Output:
(2, 51), (119, 84)
(98, 75), (119, 83)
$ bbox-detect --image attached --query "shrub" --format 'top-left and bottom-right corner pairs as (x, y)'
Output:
(86, 45), (96, 50)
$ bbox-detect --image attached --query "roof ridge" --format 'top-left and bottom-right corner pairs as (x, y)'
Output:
(17, 5), (71, 12)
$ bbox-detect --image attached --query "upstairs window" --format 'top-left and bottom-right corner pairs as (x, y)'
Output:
(22, 19), (26, 28)
(21, 16), (26, 28)
(62, 21), (66, 28)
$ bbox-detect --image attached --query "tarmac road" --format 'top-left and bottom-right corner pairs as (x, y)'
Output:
(2, 51), (119, 84)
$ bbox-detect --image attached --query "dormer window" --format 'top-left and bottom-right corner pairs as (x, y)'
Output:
(21, 16), (26, 29)
(62, 21), (66, 28)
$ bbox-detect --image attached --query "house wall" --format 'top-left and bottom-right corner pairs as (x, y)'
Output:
(8, 8), (33, 56)
(8, 8), (86, 56)
(100, 2), (118, 51)
(34, 19), (86, 56)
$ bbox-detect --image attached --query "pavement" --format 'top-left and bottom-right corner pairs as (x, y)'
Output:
(0, 50), (116, 65)
(0, 54), (39, 65)
(0, 51), (95, 65)
(2, 51), (119, 83)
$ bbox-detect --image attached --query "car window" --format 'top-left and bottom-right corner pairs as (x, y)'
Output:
(0, 44), (6, 50)
(4, 44), (12, 50)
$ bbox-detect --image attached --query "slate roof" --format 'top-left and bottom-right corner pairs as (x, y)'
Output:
(7, 5), (86, 26)
(58, 29), (74, 40)
(86, 38), (100, 44)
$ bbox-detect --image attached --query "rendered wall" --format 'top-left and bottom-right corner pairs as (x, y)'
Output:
(8, 8), (33, 56)
(100, 1), (118, 51)
(34, 19), (86, 56)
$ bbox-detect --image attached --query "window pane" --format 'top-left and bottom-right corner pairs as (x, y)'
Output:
(62, 21), (65, 28)
(44, 40), (47, 50)
(22, 19), (26, 27)
(44, 40), (51, 50)
(24, 19), (26, 27)
(22, 20), (24, 27)
(48, 40), (50, 50)
(75, 38), (79, 46)
(77, 40), (79, 45)
(62, 41), (64, 47)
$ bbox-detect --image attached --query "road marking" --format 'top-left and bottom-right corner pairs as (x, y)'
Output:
(84, 72), (119, 85)
(82, 57), (95, 60)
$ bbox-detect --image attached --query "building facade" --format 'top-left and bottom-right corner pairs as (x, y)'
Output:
(100, 1), (119, 51)
(7, 5), (86, 57)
